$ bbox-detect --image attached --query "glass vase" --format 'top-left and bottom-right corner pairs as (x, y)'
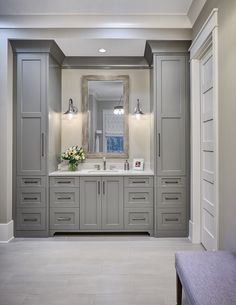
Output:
(68, 162), (78, 171)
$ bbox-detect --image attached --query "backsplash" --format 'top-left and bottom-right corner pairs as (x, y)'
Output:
(61, 68), (151, 169)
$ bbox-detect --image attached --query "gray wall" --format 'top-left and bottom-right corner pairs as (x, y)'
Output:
(193, 0), (236, 252)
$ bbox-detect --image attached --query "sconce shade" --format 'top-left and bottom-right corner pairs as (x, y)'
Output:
(64, 98), (78, 115)
(113, 95), (124, 115)
(113, 105), (124, 115)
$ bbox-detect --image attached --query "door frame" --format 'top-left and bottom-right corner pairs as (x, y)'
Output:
(189, 8), (219, 248)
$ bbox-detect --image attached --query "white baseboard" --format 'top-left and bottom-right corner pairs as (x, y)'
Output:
(0, 220), (14, 243)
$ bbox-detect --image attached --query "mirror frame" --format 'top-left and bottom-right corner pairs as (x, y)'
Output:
(82, 75), (129, 158)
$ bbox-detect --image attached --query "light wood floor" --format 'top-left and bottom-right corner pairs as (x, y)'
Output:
(0, 234), (203, 305)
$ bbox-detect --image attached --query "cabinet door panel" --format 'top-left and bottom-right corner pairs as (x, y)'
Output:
(156, 56), (186, 176)
(17, 54), (47, 175)
(80, 177), (101, 229)
(101, 177), (123, 230)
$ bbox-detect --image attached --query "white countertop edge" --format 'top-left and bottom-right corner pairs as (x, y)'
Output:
(49, 170), (154, 177)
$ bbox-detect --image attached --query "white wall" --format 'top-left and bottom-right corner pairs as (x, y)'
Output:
(61, 69), (151, 168)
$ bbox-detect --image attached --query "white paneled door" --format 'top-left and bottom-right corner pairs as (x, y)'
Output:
(200, 47), (217, 250)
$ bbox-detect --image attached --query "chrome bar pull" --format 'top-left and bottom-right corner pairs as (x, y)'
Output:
(98, 181), (100, 195)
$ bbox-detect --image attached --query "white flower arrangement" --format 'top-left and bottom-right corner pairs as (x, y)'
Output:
(61, 145), (86, 170)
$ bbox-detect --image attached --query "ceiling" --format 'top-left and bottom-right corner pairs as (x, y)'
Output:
(0, 0), (207, 57)
(0, 0), (193, 15)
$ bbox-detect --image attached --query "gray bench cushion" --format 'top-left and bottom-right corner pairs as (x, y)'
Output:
(175, 251), (236, 305)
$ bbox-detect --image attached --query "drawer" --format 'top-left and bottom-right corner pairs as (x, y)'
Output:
(124, 208), (153, 230)
(50, 208), (79, 230)
(157, 177), (186, 187)
(50, 188), (79, 208)
(124, 188), (153, 208)
(16, 208), (46, 230)
(17, 176), (46, 188)
(17, 188), (46, 208)
(124, 176), (153, 188)
(50, 177), (79, 187)
(157, 208), (186, 231)
(157, 187), (186, 208)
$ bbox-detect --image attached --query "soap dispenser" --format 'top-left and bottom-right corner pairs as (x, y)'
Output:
(124, 160), (130, 171)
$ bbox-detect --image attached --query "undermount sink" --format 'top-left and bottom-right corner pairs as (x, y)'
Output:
(87, 169), (119, 173)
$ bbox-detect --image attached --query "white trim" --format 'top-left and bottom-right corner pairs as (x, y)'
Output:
(189, 59), (201, 244)
(190, 8), (218, 59)
(189, 9), (219, 248)
(0, 220), (14, 243)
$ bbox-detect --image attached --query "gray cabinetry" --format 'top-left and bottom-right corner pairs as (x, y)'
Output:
(80, 177), (101, 230)
(12, 40), (64, 237)
(156, 56), (187, 177)
(124, 176), (154, 234)
(101, 177), (123, 230)
(150, 42), (190, 238)
(49, 177), (80, 233)
(80, 176), (123, 230)
(16, 53), (47, 176)
(49, 175), (154, 235)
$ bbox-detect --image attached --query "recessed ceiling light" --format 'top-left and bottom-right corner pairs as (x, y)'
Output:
(98, 48), (107, 53)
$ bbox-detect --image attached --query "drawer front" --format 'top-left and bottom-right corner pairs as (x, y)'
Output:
(17, 188), (46, 208)
(124, 188), (153, 208)
(50, 208), (79, 230)
(50, 177), (79, 187)
(17, 176), (46, 188)
(157, 208), (186, 231)
(16, 208), (46, 230)
(50, 188), (79, 208)
(124, 208), (153, 230)
(124, 176), (153, 188)
(157, 187), (185, 208)
(157, 177), (186, 187)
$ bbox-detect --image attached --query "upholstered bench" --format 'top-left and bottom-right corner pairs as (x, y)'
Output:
(175, 251), (236, 305)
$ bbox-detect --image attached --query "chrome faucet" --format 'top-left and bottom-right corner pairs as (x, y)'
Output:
(103, 157), (106, 170)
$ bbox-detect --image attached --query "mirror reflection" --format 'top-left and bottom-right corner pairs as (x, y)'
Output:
(88, 81), (124, 153)
(82, 76), (129, 158)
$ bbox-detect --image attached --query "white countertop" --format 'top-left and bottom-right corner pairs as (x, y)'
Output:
(49, 169), (154, 177)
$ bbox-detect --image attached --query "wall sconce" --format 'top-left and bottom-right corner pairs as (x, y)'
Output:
(114, 95), (124, 115)
(134, 99), (144, 119)
(64, 98), (78, 120)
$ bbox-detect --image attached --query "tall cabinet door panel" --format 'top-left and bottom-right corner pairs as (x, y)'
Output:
(101, 177), (124, 230)
(156, 56), (186, 176)
(16, 54), (47, 175)
(80, 177), (101, 230)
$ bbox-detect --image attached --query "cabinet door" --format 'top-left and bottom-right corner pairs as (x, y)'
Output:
(101, 177), (124, 230)
(156, 56), (187, 176)
(16, 53), (47, 175)
(80, 177), (101, 229)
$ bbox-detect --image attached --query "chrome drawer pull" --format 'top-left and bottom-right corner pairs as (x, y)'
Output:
(165, 197), (179, 200)
(24, 218), (37, 222)
(132, 181), (146, 184)
(24, 181), (38, 184)
(132, 197), (146, 200)
(57, 217), (71, 221)
(165, 218), (179, 222)
(164, 181), (178, 184)
(24, 197), (38, 200)
(132, 217), (146, 221)
(57, 197), (71, 200)
(57, 181), (71, 184)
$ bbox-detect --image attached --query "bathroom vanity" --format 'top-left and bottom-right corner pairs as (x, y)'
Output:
(49, 171), (154, 236)
(12, 39), (190, 238)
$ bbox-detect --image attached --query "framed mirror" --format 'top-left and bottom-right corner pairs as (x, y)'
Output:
(82, 75), (129, 158)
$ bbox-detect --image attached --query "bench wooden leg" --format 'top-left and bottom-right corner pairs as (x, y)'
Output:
(176, 273), (182, 305)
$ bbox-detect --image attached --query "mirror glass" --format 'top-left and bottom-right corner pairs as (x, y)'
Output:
(82, 76), (129, 158)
